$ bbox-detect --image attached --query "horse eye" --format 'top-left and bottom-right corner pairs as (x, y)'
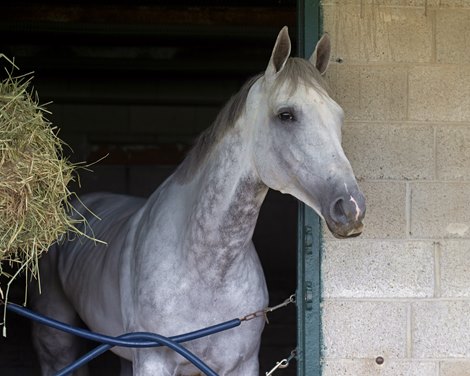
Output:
(278, 112), (295, 122)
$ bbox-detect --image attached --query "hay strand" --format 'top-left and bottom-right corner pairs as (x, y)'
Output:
(0, 55), (85, 304)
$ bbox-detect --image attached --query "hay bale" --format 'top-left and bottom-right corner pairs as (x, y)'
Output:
(0, 55), (83, 299)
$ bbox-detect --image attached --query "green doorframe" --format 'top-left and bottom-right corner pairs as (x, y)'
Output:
(296, 1), (322, 375)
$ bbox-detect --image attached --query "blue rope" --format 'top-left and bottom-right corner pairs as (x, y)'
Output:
(6, 303), (241, 376)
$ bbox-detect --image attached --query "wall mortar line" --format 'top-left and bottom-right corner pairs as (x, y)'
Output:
(407, 303), (413, 358)
(431, 8), (437, 63)
(406, 182), (412, 238)
(434, 242), (441, 298)
(433, 125), (438, 180)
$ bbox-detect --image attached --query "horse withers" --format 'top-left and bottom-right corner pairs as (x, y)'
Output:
(30, 27), (365, 375)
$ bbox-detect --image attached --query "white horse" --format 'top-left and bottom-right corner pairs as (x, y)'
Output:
(30, 27), (365, 375)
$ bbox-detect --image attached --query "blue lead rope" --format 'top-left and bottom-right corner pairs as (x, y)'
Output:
(6, 302), (241, 376)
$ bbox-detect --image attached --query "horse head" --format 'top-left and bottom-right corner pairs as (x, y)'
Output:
(249, 27), (365, 238)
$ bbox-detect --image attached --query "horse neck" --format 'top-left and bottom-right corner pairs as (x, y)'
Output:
(177, 126), (268, 281)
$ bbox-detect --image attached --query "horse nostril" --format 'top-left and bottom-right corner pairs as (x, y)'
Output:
(331, 198), (347, 224)
(327, 191), (365, 237)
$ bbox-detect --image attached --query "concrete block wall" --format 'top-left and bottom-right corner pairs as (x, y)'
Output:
(321, 1), (470, 375)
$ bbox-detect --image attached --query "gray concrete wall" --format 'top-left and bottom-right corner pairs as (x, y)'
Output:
(322, 1), (470, 375)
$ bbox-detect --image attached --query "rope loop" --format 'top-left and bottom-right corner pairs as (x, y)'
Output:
(5, 293), (296, 376)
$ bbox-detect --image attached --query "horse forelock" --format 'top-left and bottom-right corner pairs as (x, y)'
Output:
(272, 57), (330, 96)
(175, 74), (262, 182)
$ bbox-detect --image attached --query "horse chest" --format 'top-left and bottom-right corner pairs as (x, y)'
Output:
(130, 245), (267, 334)
(134, 268), (264, 322)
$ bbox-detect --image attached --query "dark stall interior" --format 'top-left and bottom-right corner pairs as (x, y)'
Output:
(0, 1), (299, 374)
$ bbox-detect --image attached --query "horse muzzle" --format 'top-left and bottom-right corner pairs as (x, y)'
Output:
(325, 188), (366, 239)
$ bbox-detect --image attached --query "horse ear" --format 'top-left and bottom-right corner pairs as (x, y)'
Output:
(265, 26), (291, 79)
(309, 33), (331, 75)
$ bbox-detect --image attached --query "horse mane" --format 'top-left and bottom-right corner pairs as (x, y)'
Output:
(174, 73), (262, 182)
(175, 57), (328, 183)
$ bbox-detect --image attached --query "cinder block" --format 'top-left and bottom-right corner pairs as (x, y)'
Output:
(322, 0), (440, 5)
(322, 300), (408, 358)
(441, 361), (470, 376)
(325, 64), (361, 119)
(322, 4), (433, 63)
(62, 104), (129, 133)
(343, 123), (434, 180)
(410, 182), (470, 238)
(408, 66), (470, 122)
(327, 64), (408, 121)
(436, 10), (470, 64)
(412, 301), (470, 357)
(322, 359), (437, 376)
(322, 240), (434, 298)
(440, 240), (470, 297)
(438, 1), (470, 8)
(436, 126), (470, 180)
(323, 181), (407, 239)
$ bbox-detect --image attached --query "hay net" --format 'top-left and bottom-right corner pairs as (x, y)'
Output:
(0, 54), (84, 301)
